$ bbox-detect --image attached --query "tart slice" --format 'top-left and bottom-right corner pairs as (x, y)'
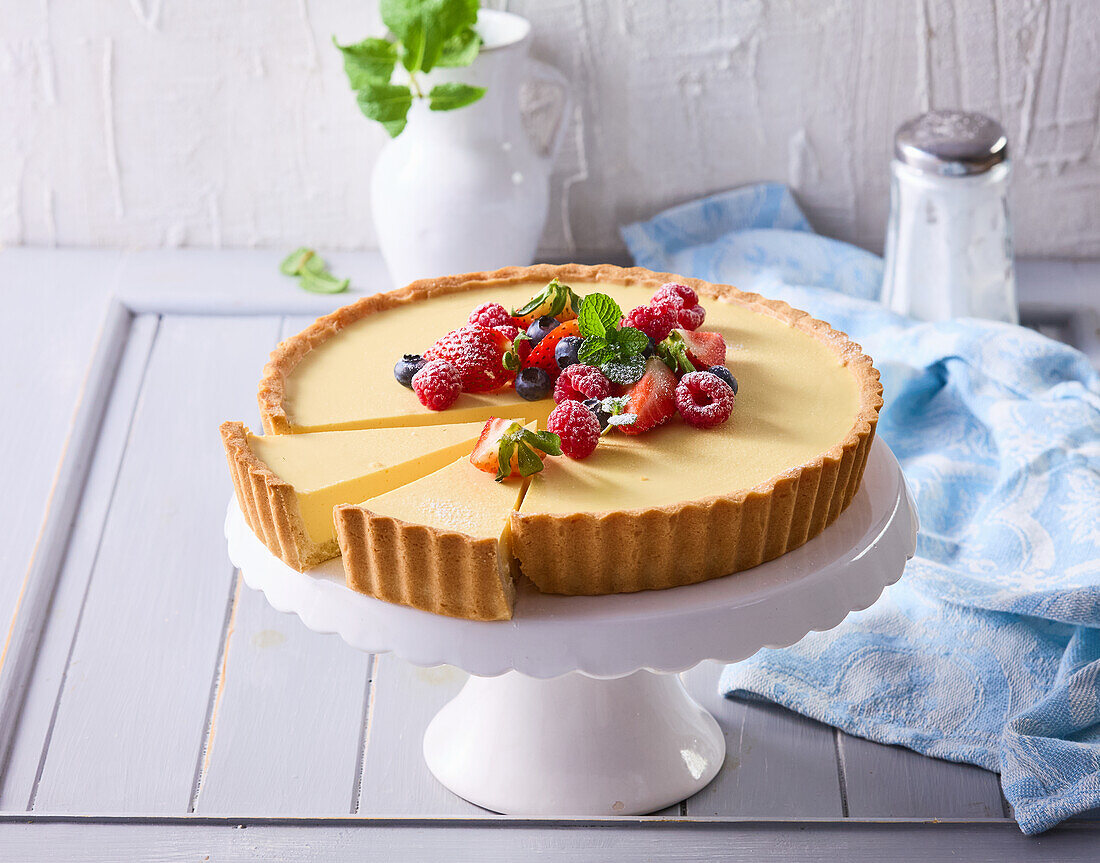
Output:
(221, 420), (486, 571)
(335, 457), (529, 621)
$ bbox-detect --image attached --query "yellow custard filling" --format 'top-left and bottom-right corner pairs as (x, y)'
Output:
(247, 422), (485, 543)
(278, 281), (858, 511)
(360, 456), (527, 540)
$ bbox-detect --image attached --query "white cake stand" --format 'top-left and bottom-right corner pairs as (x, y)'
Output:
(225, 437), (917, 816)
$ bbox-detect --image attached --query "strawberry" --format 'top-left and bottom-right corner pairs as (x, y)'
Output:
(425, 325), (515, 393)
(522, 318), (581, 380)
(676, 329), (726, 369)
(469, 418), (563, 481)
(619, 357), (678, 436)
(512, 278), (583, 326)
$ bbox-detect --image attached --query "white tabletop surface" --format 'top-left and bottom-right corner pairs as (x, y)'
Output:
(0, 248), (1096, 860)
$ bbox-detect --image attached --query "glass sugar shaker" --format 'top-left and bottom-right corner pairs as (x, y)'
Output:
(881, 110), (1017, 324)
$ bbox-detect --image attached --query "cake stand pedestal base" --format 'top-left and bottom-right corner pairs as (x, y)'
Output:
(423, 669), (724, 816)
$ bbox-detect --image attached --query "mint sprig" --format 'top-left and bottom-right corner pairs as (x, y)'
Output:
(279, 248), (349, 294)
(494, 422), (562, 482)
(335, 0), (485, 138)
(577, 292), (648, 385)
(590, 396), (638, 435)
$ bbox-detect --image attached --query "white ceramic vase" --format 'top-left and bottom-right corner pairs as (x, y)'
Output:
(371, 10), (572, 288)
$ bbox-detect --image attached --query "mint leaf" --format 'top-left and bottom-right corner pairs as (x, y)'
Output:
(578, 336), (613, 366)
(606, 413), (638, 427)
(601, 354), (646, 385)
(618, 326), (649, 356)
(279, 247), (315, 276)
(578, 293), (622, 339)
(333, 36), (397, 88)
(281, 248), (349, 294)
(299, 269), (349, 294)
(356, 83), (413, 136)
(437, 26), (480, 67)
(381, 0), (478, 74)
(428, 82), (486, 111)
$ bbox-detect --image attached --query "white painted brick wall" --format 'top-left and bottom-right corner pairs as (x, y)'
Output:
(2, 0), (1098, 257)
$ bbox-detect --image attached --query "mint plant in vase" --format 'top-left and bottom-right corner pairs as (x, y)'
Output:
(336, 1), (572, 287)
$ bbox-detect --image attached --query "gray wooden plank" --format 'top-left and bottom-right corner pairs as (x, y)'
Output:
(0, 314), (159, 810)
(193, 574), (373, 815)
(356, 656), (483, 816)
(682, 663), (843, 817)
(839, 732), (1005, 818)
(0, 251), (117, 684)
(0, 819), (1096, 861)
(31, 315), (284, 813)
(193, 314), (375, 815)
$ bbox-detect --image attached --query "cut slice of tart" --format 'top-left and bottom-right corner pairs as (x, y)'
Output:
(335, 456), (529, 621)
(221, 420), (486, 571)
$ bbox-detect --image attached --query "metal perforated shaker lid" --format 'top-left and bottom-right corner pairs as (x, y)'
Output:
(894, 110), (1008, 176)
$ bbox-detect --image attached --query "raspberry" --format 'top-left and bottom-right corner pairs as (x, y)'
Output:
(412, 359), (462, 411)
(468, 302), (515, 330)
(424, 325), (514, 393)
(547, 400), (600, 460)
(675, 371), (735, 429)
(653, 283), (699, 309)
(494, 323), (521, 342)
(676, 304), (706, 330)
(553, 364), (611, 404)
(623, 300), (677, 343)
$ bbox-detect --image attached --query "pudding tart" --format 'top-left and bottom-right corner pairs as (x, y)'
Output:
(237, 264), (880, 619)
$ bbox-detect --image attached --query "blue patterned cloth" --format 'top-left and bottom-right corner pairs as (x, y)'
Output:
(622, 184), (1100, 834)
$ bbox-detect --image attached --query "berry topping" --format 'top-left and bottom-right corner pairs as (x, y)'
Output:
(424, 325), (515, 393)
(547, 401), (601, 460)
(675, 371), (735, 429)
(468, 302), (516, 330)
(676, 328), (726, 369)
(554, 335), (584, 370)
(514, 366), (554, 401)
(470, 418), (562, 481)
(554, 363), (611, 404)
(653, 282), (699, 310)
(494, 323), (521, 342)
(623, 300), (677, 344)
(526, 315), (561, 346)
(619, 356), (678, 436)
(511, 277), (583, 325)
(411, 360), (462, 411)
(522, 318), (581, 380)
(393, 353), (427, 388)
(706, 365), (738, 394)
(676, 304), (706, 331)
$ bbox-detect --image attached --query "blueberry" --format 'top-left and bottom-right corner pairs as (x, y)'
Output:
(526, 315), (560, 346)
(515, 367), (553, 401)
(394, 353), (427, 388)
(582, 398), (611, 431)
(706, 365), (738, 394)
(643, 336), (657, 358)
(555, 336), (584, 370)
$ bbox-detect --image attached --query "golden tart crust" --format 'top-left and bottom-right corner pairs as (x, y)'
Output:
(221, 421), (334, 571)
(255, 264), (882, 610)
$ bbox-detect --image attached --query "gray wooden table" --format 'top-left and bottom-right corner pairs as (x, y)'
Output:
(1, 249), (1097, 860)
